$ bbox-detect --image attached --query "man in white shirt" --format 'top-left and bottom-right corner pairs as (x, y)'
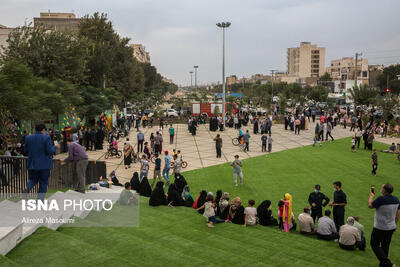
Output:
(339, 217), (362, 250)
(298, 206), (316, 234)
(317, 210), (338, 240)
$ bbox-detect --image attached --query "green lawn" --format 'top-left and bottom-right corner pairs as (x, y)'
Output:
(4, 138), (400, 266)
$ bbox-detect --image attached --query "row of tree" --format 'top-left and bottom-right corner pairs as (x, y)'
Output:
(0, 12), (177, 131)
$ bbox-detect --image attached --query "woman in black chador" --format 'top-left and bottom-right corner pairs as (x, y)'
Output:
(149, 181), (167, 206)
(167, 183), (183, 206)
(130, 172), (141, 192)
(139, 176), (152, 197)
(257, 200), (278, 226)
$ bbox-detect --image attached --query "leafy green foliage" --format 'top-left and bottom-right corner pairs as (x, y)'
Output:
(349, 84), (379, 106)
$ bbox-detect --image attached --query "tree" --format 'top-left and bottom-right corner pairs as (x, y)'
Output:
(1, 25), (87, 85)
(349, 84), (379, 106)
(308, 86), (329, 102)
(378, 64), (400, 95)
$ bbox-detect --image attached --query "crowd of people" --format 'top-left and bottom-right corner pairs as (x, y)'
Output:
(127, 167), (399, 267)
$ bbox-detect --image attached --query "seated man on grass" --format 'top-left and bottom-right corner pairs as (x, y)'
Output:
(317, 210), (338, 240)
(119, 182), (136, 205)
(298, 206), (316, 235)
(339, 217), (365, 251)
(381, 143), (396, 153)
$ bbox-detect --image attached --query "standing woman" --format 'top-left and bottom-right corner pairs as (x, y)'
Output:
(123, 141), (133, 169)
(150, 133), (155, 154)
(282, 193), (293, 232)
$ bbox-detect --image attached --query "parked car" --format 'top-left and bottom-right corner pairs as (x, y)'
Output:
(164, 109), (179, 117)
(143, 109), (154, 118)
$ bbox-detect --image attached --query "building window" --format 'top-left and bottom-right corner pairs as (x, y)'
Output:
(362, 71), (368, 78)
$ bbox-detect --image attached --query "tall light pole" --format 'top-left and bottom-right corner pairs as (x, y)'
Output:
(194, 66), (199, 90)
(189, 71), (194, 88)
(217, 21), (231, 126)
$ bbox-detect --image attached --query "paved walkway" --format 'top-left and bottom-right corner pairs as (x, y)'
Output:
(55, 122), (399, 184)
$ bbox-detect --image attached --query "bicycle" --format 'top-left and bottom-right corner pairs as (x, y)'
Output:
(104, 147), (122, 159)
(170, 160), (188, 168)
(232, 137), (241, 146)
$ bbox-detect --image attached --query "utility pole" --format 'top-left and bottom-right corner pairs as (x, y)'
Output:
(194, 66), (198, 90)
(189, 71), (194, 88)
(270, 70), (278, 112)
(354, 52), (362, 88)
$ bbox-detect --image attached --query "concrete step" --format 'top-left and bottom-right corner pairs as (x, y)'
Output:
(64, 190), (91, 219)
(47, 192), (76, 230)
(0, 216), (23, 256)
(0, 200), (49, 239)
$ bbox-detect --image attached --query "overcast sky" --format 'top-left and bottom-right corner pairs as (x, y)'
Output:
(1, 0), (400, 86)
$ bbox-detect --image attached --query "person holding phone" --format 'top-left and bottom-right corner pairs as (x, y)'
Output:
(368, 183), (400, 267)
(230, 155), (243, 186)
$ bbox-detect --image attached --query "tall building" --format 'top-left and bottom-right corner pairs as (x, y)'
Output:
(287, 42), (326, 78)
(129, 44), (150, 63)
(326, 57), (370, 91)
(226, 75), (237, 86)
(0, 24), (14, 55)
(34, 12), (81, 31)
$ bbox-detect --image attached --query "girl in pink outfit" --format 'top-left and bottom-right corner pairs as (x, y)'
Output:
(282, 193), (293, 232)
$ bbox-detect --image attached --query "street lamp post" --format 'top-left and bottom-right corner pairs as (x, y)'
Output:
(190, 71), (194, 88)
(194, 66), (198, 90)
(217, 22), (231, 128)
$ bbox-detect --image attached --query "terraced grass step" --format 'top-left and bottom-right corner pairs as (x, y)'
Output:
(0, 255), (20, 266)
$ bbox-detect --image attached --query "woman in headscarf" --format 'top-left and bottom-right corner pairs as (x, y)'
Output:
(109, 171), (122, 186)
(123, 141), (133, 169)
(149, 181), (167, 206)
(167, 183), (183, 206)
(193, 190), (207, 214)
(257, 200), (278, 226)
(181, 185), (194, 207)
(218, 192), (230, 220)
(139, 176), (152, 197)
(228, 197), (245, 225)
(174, 173), (187, 196)
(130, 172), (141, 192)
(282, 193), (293, 232)
(253, 118), (259, 134)
(215, 190), (222, 216)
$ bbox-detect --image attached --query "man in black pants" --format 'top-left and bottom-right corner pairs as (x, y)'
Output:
(368, 183), (400, 267)
(308, 184), (330, 222)
(329, 181), (347, 231)
(371, 149), (378, 176)
(213, 134), (223, 158)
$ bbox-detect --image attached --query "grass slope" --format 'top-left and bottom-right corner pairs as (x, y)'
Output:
(5, 138), (400, 267)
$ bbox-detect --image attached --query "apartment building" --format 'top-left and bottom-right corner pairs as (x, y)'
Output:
(287, 42), (326, 78)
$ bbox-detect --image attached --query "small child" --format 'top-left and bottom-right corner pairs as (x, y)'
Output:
(351, 137), (356, 152)
(278, 200), (284, 230)
(196, 194), (224, 227)
(313, 135), (318, 147)
(243, 200), (257, 227)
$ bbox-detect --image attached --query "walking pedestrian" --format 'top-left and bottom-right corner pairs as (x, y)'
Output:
(329, 181), (347, 231)
(243, 130), (250, 152)
(173, 154), (181, 178)
(169, 125), (175, 144)
(295, 117), (301, 135)
(152, 153), (162, 187)
(355, 127), (362, 149)
(61, 138), (88, 193)
(23, 124), (59, 200)
(123, 139), (133, 169)
(139, 154), (149, 182)
(213, 134), (223, 158)
(371, 149), (378, 176)
(368, 183), (400, 267)
(230, 155), (243, 186)
(326, 122), (334, 141)
(267, 134), (273, 152)
(137, 130), (144, 153)
(162, 150), (171, 185)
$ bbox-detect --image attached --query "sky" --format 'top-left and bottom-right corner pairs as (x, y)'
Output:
(1, 0), (400, 86)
